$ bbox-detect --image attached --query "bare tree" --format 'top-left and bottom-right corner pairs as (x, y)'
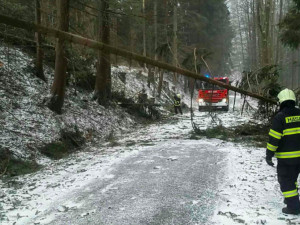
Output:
(236, 0), (245, 68)
(275, 0), (283, 64)
(157, 0), (168, 98)
(35, 0), (46, 81)
(94, 0), (111, 106)
(257, 0), (272, 66)
(153, 0), (158, 97)
(142, 0), (146, 70)
(172, 0), (178, 84)
(48, 0), (69, 114)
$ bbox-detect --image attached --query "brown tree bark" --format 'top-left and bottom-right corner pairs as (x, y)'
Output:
(245, 0), (252, 70)
(157, 0), (168, 98)
(172, 0), (178, 84)
(112, 17), (118, 64)
(236, 1), (245, 68)
(256, 0), (265, 67)
(48, 0), (69, 114)
(257, 0), (272, 66)
(142, 0), (147, 70)
(153, 0), (158, 96)
(94, 0), (111, 106)
(275, 0), (283, 64)
(35, 0), (46, 82)
(251, 0), (258, 68)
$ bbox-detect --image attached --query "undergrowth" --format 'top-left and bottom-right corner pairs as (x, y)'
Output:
(0, 148), (40, 177)
(190, 122), (270, 147)
(40, 128), (85, 160)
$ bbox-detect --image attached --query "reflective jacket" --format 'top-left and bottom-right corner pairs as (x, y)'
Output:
(267, 106), (300, 165)
(174, 97), (181, 107)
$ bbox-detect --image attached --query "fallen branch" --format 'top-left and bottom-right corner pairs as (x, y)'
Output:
(0, 14), (277, 105)
(245, 100), (256, 111)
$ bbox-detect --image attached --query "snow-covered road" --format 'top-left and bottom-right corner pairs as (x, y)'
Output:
(1, 107), (300, 224)
(33, 140), (226, 225)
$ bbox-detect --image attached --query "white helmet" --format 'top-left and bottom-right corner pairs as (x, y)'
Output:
(177, 94), (181, 98)
(277, 88), (296, 104)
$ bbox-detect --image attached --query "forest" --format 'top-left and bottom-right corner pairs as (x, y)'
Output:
(1, 0), (300, 224)
(0, 0), (234, 113)
(230, 0), (300, 95)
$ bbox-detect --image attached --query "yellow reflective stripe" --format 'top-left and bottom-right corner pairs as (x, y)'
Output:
(283, 189), (298, 198)
(275, 151), (300, 159)
(283, 127), (300, 136)
(286, 116), (300, 124)
(174, 101), (180, 106)
(269, 129), (282, 139)
(270, 129), (282, 136)
(267, 143), (278, 152)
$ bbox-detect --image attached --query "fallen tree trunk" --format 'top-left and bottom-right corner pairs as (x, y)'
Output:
(0, 14), (277, 105)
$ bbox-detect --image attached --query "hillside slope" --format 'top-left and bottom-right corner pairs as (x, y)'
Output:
(0, 46), (179, 174)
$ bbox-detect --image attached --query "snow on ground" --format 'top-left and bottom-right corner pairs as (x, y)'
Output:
(2, 96), (298, 224)
(1, 46), (299, 224)
(210, 143), (295, 225)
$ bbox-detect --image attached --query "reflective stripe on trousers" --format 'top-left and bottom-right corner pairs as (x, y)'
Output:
(283, 189), (299, 198)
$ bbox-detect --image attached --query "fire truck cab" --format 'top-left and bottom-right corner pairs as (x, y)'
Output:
(198, 77), (229, 111)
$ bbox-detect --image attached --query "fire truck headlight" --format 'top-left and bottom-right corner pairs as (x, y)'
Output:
(198, 99), (204, 103)
(222, 98), (227, 103)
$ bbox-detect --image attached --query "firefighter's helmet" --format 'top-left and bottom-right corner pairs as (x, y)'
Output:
(277, 88), (296, 104)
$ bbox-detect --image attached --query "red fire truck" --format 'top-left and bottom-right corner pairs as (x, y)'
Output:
(198, 77), (229, 111)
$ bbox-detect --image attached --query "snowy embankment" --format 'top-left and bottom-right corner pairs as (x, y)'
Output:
(0, 45), (178, 223)
(0, 46), (172, 163)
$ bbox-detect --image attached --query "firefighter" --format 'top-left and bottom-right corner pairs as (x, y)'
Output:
(137, 87), (147, 114)
(266, 88), (300, 215)
(174, 94), (182, 115)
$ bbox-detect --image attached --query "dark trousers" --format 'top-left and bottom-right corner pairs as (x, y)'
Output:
(174, 106), (182, 115)
(277, 161), (300, 209)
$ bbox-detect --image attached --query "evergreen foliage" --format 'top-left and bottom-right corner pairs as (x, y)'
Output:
(0, 0), (235, 113)
(0, 0), (233, 77)
(280, 0), (300, 48)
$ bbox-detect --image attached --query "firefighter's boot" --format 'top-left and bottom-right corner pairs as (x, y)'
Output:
(283, 197), (300, 215)
(282, 207), (300, 215)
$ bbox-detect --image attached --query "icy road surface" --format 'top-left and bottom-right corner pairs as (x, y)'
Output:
(33, 140), (225, 225)
(1, 105), (300, 224)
